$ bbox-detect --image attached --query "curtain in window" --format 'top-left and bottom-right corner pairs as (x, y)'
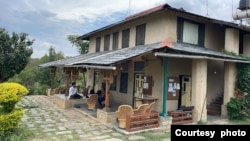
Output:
(183, 21), (198, 44)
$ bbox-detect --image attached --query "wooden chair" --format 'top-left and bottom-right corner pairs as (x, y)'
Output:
(50, 88), (60, 95)
(116, 105), (134, 128)
(145, 101), (156, 113)
(82, 85), (91, 98)
(86, 94), (98, 110)
(133, 104), (149, 114)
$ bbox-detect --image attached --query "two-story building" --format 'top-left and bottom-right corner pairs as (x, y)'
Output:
(40, 3), (250, 123)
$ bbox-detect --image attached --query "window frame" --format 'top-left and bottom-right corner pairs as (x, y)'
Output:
(104, 34), (110, 51)
(136, 24), (146, 46)
(122, 28), (130, 48)
(177, 17), (205, 46)
(119, 72), (128, 93)
(112, 32), (119, 50)
(119, 62), (129, 93)
(96, 37), (101, 52)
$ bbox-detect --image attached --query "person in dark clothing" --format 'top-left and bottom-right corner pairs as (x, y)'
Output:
(97, 88), (105, 108)
(89, 89), (95, 94)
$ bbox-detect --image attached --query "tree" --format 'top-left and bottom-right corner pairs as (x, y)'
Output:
(67, 34), (89, 54)
(8, 47), (65, 95)
(0, 28), (34, 82)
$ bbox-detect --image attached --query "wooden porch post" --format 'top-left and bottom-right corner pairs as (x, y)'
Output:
(71, 67), (78, 83)
(50, 67), (56, 89)
(63, 67), (71, 96)
(101, 70), (114, 111)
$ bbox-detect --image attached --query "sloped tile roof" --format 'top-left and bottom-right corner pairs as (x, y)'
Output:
(39, 42), (161, 68)
(38, 51), (111, 67)
(39, 41), (249, 68)
(156, 41), (249, 62)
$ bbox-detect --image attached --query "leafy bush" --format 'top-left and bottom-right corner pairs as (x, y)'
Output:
(0, 82), (28, 113)
(227, 61), (250, 120)
(0, 82), (28, 132)
(0, 108), (23, 132)
(0, 124), (34, 141)
(227, 94), (247, 120)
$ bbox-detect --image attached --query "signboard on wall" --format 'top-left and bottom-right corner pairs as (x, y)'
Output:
(167, 77), (180, 100)
(143, 76), (153, 95)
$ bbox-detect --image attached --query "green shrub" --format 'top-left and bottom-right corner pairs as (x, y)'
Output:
(0, 82), (28, 113)
(0, 82), (28, 132)
(226, 55), (250, 120)
(227, 97), (244, 120)
(0, 108), (23, 132)
(0, 124), (34, 141)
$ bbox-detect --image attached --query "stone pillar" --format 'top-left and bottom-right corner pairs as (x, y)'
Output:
(221, 28), (239, 117)
(243, 34), (250, 55)
(225, 28), (239, 53)
(192, 59), (207, 122)
(221, 63), (237, 117)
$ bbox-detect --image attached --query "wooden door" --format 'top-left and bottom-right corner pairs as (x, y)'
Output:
(133, 73), (144, 107)
(181, 76), (192, 106)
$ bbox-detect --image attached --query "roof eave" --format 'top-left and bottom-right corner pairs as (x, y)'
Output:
(79, 3), (250, 40)
(78, 4), (169, 40)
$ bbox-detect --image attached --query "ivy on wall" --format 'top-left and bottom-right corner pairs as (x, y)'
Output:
(226, 52), (250, 120)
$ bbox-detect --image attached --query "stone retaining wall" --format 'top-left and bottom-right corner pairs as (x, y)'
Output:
(97, 109), (117, 124)
(51, 94), (86, 109)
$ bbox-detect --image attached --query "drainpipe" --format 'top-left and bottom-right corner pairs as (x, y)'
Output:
(160, 57), (168, 117)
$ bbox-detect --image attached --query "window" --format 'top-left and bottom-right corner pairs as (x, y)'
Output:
(112, 32), (119, 50)
(134, 61), (145, 71)
(119, 72), (128, 93)
(119, 62), (129, 93)
(177, 17), (205, 46)
(104, 34), (110, 51)
(96, 37), (101, 52)
(122, 28), (130, 48)
(136, 24), (146, 46)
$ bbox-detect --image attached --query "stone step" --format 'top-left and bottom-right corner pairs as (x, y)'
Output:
(207, 110), (221, 115)
(207, 103), (221, 109)
(207, 95), (223, 116)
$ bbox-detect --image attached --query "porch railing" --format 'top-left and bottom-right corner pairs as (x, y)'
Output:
(126, 111), (159, 132)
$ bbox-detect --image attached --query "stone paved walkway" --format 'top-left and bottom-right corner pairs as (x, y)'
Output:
(17, 95), (170, 141)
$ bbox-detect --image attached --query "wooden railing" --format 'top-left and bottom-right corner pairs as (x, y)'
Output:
(126, 111), (159, 132)
(168, 110), (193, 125)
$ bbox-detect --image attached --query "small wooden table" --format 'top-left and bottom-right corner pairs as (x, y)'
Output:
(134, 96), (158, 108)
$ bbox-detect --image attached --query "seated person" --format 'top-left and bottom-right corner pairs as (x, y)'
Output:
(97, 88), (105, 108)
(89, 89), (95, 95)
(67, 82), (84, 99)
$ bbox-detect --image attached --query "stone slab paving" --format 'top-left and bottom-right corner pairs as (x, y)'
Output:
(17, 95), (170, 141)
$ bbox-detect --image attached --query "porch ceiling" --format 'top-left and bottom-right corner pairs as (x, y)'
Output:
(155, 42), (250, 63)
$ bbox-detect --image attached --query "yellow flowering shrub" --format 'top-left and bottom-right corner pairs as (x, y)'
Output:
(0, 82), (28, 113)
(0, 82), (28, 132)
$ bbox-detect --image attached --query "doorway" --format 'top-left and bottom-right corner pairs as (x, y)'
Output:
(180, 75), (192, 106)
(133, 73), (144, 107)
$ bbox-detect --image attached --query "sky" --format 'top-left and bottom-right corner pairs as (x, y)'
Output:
(0, 0), (242, 58)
